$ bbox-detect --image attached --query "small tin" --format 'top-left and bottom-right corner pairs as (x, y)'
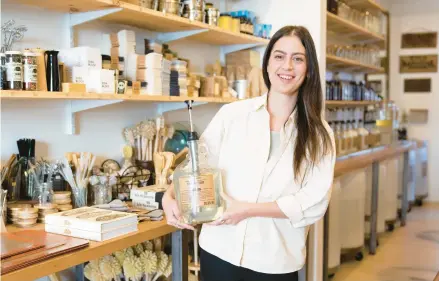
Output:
(22, 52), (38, 91)
(5, 51), (23, 90)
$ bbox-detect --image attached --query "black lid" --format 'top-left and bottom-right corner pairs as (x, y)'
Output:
(187, 131), (199, 141)
(127, 81), (147, 87)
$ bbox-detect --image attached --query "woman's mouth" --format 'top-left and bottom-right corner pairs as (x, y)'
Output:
(277, 74), (295, 81)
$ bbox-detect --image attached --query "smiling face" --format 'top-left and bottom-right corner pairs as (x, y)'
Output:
(267, 34), (307, 96)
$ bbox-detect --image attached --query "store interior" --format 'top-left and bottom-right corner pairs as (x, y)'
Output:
(0, 0), (438, 281)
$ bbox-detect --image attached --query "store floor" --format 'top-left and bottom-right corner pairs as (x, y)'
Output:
(332, 203), (439, 281)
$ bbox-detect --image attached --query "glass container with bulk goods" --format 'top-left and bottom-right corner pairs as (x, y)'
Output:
(173, 101), (224, 225)
(376, 101), (399, 145)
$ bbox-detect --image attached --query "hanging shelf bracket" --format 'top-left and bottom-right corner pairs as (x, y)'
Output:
(69, 7), (123, 27)
(65, 99), (123, 135)
(156, 29), (208, 43)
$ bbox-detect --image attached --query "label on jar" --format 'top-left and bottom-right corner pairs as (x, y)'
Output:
(6, 62), (22, 82)
(24, 64), (38, 83)
(179, 174), (216, 208)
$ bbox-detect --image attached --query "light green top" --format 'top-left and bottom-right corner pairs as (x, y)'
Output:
(268, 131), (282, 162)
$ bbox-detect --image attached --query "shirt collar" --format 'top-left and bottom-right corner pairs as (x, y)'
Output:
(252, 92), (297, 123)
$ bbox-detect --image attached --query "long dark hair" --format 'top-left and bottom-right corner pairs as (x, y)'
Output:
(262, 26), (333, 181)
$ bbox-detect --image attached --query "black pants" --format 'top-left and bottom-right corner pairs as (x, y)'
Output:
(200, 248), (299, 281)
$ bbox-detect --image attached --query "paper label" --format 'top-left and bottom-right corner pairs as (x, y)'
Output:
(6, 62), (22, 81)
(132, 200), (159, 210)
(24, 65), (38, 83)
(179, 174), (216, 208)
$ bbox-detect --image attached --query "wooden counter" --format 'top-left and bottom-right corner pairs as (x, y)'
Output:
(334, 141), (416, 178)
(2, 221), (175, 281)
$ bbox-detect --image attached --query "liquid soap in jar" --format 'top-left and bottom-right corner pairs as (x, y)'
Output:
(173, 101), (224, 225)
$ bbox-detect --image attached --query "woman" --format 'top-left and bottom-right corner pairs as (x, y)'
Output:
(163, 26), (336, 281)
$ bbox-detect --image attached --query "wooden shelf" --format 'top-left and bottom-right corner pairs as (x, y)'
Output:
(14, 0), (115, 13)
(343, 0), (388, 14)
(15, 0), (269, 46)
(1, 90), (238, 103)
(327, 12), (385, 45)
(326, 100), (381, 107)
(326, 55), (384, 73)
(335, 141), (416, 178)
(2, 221), (175, 281)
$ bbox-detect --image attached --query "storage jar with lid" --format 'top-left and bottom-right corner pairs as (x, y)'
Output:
(218, 13), (232, 31)
(0, 53), (6, 90)
(5, 51), (23, 90)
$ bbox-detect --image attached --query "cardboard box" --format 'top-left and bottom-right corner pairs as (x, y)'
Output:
(226, 49), (261, 68)
(59, 47), (102, 70)
(88, 69), (116, 94)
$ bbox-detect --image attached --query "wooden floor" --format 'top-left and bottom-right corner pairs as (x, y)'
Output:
(333, 203), (439, 281)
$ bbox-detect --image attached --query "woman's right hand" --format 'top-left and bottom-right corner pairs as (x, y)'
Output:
(162, 187), (195, 231)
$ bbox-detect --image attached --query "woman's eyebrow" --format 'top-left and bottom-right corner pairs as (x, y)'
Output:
(273, 50), (305, 56)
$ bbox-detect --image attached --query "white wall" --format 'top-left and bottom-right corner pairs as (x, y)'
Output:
(384, 0), (439, 201)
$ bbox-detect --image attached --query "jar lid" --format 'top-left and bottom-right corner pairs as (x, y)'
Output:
(5, 51), (22, 55)
(23, 52), (37, 57)
(127, 81), (147, 87)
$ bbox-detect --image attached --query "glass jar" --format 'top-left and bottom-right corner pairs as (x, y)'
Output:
(173, 139), (224, 225)
(34, 182), (54, 206)
(90, 175), (114, 205)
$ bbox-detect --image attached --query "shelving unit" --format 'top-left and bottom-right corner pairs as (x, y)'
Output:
(1, 90), (238, 103)
(15, 0), (269, 46)
(326, 55), (384, 73)
(343, 0), (388, 14)
(326, 100), (380, 107)
(326, 12), (385, 45)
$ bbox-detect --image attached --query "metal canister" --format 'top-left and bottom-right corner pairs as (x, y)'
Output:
(22, 52), (38, 91)
(205, 8), (219, 26)
(0, 53), (6, 90)
(5, 51), (23, 90)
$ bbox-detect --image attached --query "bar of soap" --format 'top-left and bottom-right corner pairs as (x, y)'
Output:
(62, 83), (86, 93)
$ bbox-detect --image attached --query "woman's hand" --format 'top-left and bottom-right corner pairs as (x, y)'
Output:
(162, 187), (195, 231)
(208, 193), (251, 226)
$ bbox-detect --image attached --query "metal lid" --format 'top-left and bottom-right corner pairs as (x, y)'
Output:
(23, 52), (37, 57)
(5, 51), (22, 55)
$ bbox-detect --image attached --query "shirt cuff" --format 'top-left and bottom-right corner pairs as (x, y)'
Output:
(276, 195), (304, 224)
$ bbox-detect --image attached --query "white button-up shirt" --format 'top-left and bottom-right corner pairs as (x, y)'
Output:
(198, 94), (336, 274)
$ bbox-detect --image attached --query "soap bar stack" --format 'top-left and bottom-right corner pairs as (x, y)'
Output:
(161, 58), (171, 96)
(171, 60), (188, 96)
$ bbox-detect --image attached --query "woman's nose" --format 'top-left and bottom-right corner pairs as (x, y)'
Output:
(282, 58), (293, 70)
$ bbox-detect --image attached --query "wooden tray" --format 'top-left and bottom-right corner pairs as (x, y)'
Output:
(1, 230), (89, 275)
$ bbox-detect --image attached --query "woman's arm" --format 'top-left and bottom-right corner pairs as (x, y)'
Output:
(212, 133), (336, 227)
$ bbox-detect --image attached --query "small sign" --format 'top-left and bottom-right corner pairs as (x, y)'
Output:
(401, 32), (437, 48)
(409, 109), (429, 124)
(400, 55), (438, 73)
(404, 78), (431, 93)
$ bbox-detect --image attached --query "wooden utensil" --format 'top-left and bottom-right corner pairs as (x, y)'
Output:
(153, 153), (165, 185)
(161, 152), (175, 183)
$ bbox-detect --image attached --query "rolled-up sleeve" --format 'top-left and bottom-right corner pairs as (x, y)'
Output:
(276, 131), (336, 228)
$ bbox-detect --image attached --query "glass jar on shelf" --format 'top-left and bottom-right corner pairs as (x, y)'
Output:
(34, 182), (54, 206)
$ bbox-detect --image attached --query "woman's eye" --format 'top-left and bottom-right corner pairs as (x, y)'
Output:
(293, 57), (304, 62)
(274, 55), (284, 60)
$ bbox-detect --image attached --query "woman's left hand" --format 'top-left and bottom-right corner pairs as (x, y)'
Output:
(207, 193), (252, 226)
